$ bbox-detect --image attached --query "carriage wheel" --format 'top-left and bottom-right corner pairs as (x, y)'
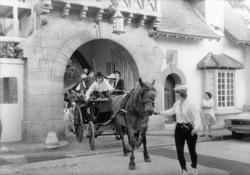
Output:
(75, 125), (83, 143)
(74, 106), (84, 143)
(88, 121), (95, 150)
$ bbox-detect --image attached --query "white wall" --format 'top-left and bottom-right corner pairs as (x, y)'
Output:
(156, 36), (245, 111)
(244, 46), (250, 105)
(0, 58), (24, 142)
(20, 13), (33, 37)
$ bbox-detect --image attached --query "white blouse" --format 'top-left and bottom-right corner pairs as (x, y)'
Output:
(85, 79), (114, 100)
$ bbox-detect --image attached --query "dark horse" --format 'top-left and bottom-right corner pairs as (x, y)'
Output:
(112, 78), (157, 170)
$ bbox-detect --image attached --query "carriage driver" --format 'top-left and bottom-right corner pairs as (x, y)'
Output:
(85, 71), (114, 101)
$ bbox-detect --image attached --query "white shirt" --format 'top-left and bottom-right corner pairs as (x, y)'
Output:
(76, 81), (86, 91)
(160, 100), (201, 130)
(85, 79), (114, 100)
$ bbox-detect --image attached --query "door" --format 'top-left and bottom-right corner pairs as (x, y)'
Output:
(164, 75), (176, 122)
(0, 59), (24, 142)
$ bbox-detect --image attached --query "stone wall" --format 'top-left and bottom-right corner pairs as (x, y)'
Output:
(19, 11), (165, 142)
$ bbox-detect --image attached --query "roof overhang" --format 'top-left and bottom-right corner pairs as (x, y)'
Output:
(155, 31), (221, 41)
(225, 29), (250, 46)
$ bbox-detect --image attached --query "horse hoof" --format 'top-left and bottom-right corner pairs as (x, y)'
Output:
(144, 158), (152, 162)
(129, 164), (136, 170)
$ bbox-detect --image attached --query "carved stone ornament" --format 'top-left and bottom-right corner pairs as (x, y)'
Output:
(40, 0), (52, 25)
(0, 42), (23, 58)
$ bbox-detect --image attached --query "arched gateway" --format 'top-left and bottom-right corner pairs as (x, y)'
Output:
(64, 39), (139, 90)
(19, 17), (165, 141)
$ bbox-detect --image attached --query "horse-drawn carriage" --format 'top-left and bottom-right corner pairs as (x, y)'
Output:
(67, 78), (157, 170)
(73, 90), (125, 150)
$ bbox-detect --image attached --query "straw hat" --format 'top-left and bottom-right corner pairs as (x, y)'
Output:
(174, 85), (188, 94)
(106, 73), (115, 79)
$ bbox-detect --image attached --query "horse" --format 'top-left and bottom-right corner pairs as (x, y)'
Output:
(112, 78), (157, 170)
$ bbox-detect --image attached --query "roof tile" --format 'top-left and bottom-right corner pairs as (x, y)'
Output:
(157, 0), (220, 40)
(197, 52), (244, 69)
(224, 2), (250, 44)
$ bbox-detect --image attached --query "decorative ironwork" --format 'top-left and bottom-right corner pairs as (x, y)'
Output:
(0, 42), (23, 58)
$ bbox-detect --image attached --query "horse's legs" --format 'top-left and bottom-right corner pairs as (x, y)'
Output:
(127, 127), (136, 170)
(114, 118), (129, 156)
(142, 128), (151, 162)
(121, 127), (130, 156)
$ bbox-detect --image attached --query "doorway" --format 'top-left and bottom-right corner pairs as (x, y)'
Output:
(164, 73), (181, 123)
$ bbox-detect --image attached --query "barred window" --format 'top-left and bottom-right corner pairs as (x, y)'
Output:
(0, 77), (18, 104)
(217, 71), (235, 108)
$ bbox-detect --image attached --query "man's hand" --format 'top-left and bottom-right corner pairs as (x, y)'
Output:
(153, 111), (160, 115)
(191, 129), (198, 136)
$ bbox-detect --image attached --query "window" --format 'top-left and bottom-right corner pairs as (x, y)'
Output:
(0, 77), (18, 104)
(217, 71), (235, 108)
(166, 50), (177, 65)
(106, 62), (115, 75)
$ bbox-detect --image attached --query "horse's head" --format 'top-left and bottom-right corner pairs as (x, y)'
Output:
(139, 78), (157, 115)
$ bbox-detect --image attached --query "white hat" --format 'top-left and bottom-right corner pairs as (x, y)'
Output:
(106, 73), (115, 79)
(174, 85), (188, 93)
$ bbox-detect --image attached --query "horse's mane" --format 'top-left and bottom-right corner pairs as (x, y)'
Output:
(125, 85), (149, 117)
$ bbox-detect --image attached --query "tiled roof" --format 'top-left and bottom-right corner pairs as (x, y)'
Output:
(224, 2), (250, 44)
(156, 0), (220, 40)
(197, 52), (244, 70)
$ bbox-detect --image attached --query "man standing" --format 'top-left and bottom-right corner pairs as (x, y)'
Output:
(159, 85), (201, 175)
(113, 70), (125, 95)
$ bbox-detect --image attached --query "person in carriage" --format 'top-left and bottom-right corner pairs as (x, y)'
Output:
(113, 70), (125, 95)
(74, 69), (90, 96)
(69, 69), (95, 101)
(85, 71), (114, 101)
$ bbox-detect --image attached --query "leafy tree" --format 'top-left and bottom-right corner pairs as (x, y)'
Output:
(64, 60), (81, 82)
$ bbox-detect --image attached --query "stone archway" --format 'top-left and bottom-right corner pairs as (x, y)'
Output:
(70, 39), (140, 90)
(161, 67), (187, 86)
(19, 20), (165, 141)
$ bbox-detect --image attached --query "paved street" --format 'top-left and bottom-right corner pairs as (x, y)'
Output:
(149, 138), (250, 175)
(0, 136), (249, 175)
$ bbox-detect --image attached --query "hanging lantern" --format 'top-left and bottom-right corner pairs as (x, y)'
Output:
(112, 10), (125, 35)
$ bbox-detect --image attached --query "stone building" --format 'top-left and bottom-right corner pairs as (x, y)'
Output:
(0, 0), (249, 142)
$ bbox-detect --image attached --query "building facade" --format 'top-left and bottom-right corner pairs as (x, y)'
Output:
(0, 0), (249, 142)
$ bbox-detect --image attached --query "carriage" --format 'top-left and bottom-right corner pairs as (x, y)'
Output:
(73, 90), (125, 150)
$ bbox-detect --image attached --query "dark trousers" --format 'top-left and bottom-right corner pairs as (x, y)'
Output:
(175, 123), (198, 171)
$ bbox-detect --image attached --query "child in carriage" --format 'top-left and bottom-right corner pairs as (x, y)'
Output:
(64, 102), (75, 135)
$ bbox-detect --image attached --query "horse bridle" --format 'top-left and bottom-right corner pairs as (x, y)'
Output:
(141, 88), (156, 107)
